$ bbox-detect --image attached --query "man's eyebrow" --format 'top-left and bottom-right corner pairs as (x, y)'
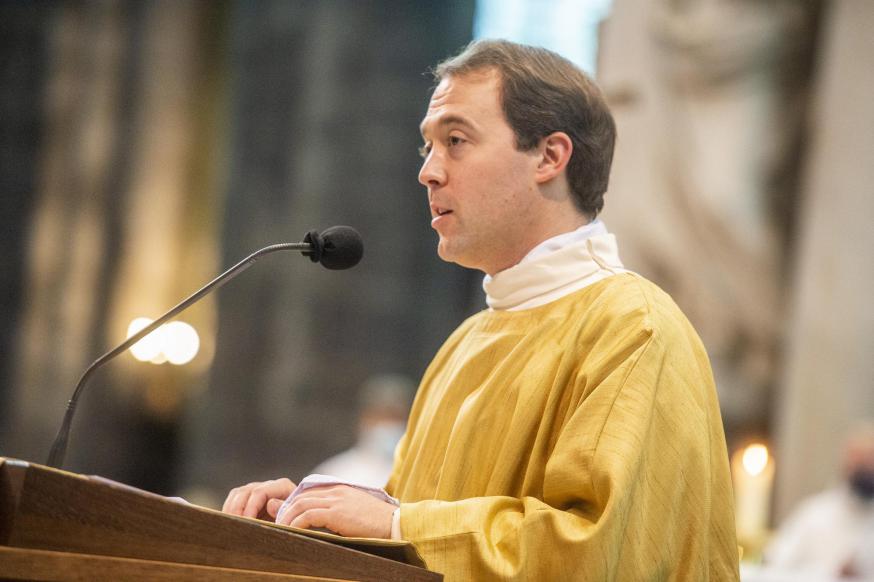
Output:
(420, 114), (476, 139)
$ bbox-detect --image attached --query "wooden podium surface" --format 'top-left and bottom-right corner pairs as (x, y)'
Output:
(0, 458), (442, 581)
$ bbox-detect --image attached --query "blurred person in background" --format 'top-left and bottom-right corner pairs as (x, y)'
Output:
(310, 374), (414, 488)
(766, 421), (874, 578)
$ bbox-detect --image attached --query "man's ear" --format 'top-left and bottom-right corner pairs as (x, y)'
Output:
(534, 132), (573, 184)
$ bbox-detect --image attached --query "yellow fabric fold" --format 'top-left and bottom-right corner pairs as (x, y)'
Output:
(386, 273), (739, 581)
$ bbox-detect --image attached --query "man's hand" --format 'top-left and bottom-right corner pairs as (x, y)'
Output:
(222, 478), (296, 520)
(276, 484), (395, 539)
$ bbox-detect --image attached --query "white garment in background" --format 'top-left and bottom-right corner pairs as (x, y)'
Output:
(310, 448), (394, 489)
(765, 486), (874, 577)
(310, 422), (405, 489)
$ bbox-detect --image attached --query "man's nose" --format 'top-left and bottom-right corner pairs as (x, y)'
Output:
(418, 152), (446, 188)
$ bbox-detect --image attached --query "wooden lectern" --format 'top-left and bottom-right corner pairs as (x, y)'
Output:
(0, 458), (442, 581)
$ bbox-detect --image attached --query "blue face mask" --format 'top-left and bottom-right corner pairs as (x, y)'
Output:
(849, 469), (874, 501)
(360, 422), (407, 460)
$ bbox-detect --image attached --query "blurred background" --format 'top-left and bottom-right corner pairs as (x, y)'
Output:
(1, 0), (872, 574)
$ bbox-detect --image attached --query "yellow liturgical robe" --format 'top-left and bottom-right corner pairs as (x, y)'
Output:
(386, 273), (739, 581)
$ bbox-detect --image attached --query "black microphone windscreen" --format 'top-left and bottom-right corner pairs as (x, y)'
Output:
(319, 226), (364, 270)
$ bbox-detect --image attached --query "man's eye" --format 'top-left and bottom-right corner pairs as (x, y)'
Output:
(448, 136), (465, 147)
(418, 144), (431, 159)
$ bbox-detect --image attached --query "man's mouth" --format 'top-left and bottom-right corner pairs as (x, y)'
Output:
(430, 204), (453, 218)
(430, 205), (453, 228)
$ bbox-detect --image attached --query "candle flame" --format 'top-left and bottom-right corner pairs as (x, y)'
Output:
(742, 444), (769, 477)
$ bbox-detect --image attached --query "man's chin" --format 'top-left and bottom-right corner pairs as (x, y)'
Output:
(436, 247), (457, 266)
(437, 241), (462, 265)
(437, 243), (484, 272)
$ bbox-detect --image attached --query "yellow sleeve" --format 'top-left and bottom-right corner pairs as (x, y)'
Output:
(398, 333), (738, 581)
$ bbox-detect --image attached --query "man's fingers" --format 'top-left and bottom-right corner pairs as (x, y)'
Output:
(243, 490), (268, 518)
(221, 487), (238, 513)
(222, 486), (250, 515)
(269, 484), (395, 538)
(277, 494), (333, 525)
(266, 498), (284, 518)
(287, 507), (332, 530)
(221, 478), (297, 518)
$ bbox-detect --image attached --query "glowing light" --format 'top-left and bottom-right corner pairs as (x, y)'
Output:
(163, 321), (200, 365)
(127, 317), (201, 366)
(742, 444), (769, 477)
(128, 317), (163, 362)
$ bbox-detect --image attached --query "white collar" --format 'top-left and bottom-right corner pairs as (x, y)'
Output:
(482, 220), (626, 311)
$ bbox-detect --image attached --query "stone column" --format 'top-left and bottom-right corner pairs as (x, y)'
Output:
(772, 0), (874, 520)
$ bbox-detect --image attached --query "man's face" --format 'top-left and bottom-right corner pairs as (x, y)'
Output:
(418, 70), (543, 275)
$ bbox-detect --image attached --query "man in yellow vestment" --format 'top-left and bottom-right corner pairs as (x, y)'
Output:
(223, 39), (740, 581)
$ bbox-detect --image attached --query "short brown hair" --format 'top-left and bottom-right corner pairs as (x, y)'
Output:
(434, 39), (616, 218)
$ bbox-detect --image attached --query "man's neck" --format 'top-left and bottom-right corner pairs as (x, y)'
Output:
(484, 216), (592, 277)
(518, 219), (606, 264)
(482, 219), (624, 311)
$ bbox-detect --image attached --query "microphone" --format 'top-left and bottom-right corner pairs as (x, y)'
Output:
(302, 225), (364, 270)
(46, 225), (363, 469)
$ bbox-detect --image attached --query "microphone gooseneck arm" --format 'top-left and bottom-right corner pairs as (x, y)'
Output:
(46, 241), (311, 469)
